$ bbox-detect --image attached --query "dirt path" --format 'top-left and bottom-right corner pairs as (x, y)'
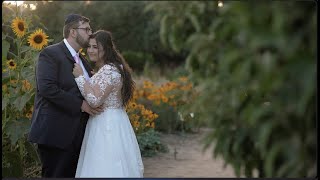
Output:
(142, 128), (237, 178)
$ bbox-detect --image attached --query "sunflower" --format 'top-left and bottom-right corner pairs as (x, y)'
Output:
(2, 84), (8, 92)
(28, 29), (49, 50)
(6, 59), (17, 70)
(21, 79), (32, 92)
(26, 112), (33, 119)
(10, 79), (18, 86)
(11, 17), (27, 38)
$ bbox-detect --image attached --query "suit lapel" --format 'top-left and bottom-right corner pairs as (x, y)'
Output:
(79, 54), (93, 77)
(59, 41), (93, 77)
(59, 41), (76, 64)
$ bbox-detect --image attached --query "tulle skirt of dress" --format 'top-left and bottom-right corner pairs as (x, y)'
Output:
(75, 108), (144, 178)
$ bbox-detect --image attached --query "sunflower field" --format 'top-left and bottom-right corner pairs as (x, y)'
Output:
(2, 4), (53, 177)
(2, 4), (52, 177)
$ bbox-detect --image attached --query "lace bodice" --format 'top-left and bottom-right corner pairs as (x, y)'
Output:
(75, 64), (123, 109)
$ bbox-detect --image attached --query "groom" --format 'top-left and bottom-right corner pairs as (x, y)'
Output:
(28, 14), (103, 177)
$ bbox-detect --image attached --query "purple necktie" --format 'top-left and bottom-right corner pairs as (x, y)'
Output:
(74, 53), (80, 64)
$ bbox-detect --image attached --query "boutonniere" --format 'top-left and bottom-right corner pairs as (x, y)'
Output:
(79, 48), (95, 73)
(79, 48), (86, 57)
(79, 48), (90, 63)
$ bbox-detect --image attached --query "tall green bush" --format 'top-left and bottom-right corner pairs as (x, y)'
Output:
(146, 1), (316, 177)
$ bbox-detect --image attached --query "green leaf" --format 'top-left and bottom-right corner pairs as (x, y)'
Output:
(5, 118), (31, 145)
(265, 144), (282, 177)
(257, 123), (274, 157)
(159, 14), (169, 47)
(20, 45), (32, 54)
(25, 142), (41, 164)
(186, 12), (201, 32)
(21, 67), (35, 81)
(2, 32), (7, 40)
(168, 28), (180, 53)
(13, 93), (32, 112)
(245, 162), (254, 177)
(232, 132), (246, 155)
(2, 97), (9, 110)
(233, 160), (242, 177)
(2, 40), (10, 61)
(276, 158), (296, 177)
(2, 149), (24, 177)
(143, 2), (158, 13)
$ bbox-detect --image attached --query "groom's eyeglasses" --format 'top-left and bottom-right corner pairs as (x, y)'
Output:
(73, 27), (92, 34)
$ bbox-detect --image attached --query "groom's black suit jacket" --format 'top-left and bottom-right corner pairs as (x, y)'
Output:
(28, 41), (92, 150)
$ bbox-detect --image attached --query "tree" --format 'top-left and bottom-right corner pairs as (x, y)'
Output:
(27, 1), (183, 69)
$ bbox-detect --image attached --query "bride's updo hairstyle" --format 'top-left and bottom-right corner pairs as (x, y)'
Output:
(89, 30), (135, 107)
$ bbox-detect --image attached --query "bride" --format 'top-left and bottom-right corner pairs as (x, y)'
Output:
(72, 30), (144, 177)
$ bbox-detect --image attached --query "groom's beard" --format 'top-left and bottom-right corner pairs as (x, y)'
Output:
(76, 34), (89, 48)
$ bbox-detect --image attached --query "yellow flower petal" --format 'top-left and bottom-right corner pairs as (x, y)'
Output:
(11, 17), (27, 38)
(28, 29), (49, 50)
(6, 59), (17, 70)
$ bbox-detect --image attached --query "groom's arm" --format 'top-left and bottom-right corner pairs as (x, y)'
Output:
(36, 48), (82, 115)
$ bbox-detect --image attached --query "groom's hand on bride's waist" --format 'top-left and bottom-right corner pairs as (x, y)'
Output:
(81, 100), (104, 116)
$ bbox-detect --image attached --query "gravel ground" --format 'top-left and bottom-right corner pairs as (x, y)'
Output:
(142, 128), (238, 178)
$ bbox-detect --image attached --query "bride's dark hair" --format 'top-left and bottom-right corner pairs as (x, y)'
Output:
(89, 30), (135, 107)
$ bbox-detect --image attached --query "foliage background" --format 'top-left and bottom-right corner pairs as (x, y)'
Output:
(145, 1), (316, 177)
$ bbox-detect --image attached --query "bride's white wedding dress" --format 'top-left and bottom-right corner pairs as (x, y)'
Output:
(74, 64), (144, 177)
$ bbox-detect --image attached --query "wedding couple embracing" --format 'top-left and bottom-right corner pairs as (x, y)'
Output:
(28, 14), (144, 178)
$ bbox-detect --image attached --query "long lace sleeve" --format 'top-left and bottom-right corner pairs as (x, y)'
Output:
(75, 64), (119, 108)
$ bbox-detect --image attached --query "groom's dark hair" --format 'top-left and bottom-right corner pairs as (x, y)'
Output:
(63, 14), (90, 38)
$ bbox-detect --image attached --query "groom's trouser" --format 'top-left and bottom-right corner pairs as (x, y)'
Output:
(37, 117), (87, 178)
